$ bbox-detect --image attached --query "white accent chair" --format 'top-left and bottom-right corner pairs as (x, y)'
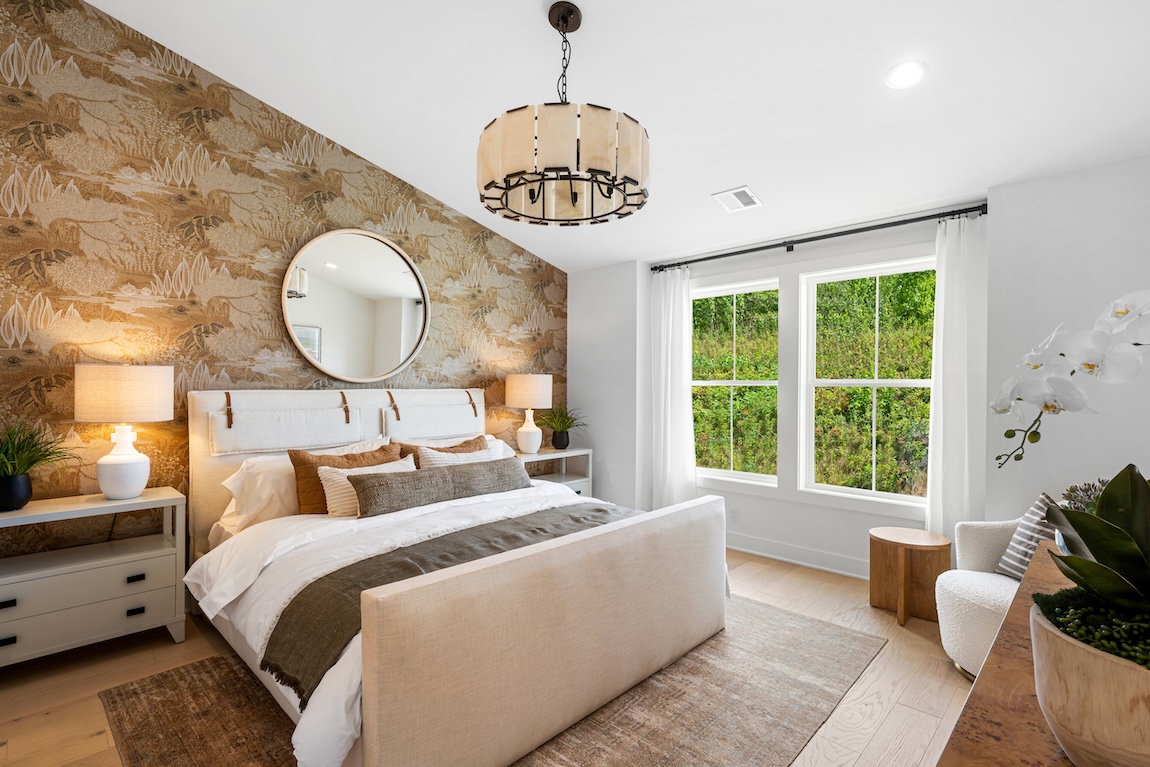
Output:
(935, 518), (1023, 678)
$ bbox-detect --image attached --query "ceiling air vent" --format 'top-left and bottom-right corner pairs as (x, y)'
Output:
(712, 186), (762, 213)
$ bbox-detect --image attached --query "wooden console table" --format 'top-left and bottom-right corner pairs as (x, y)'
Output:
(936, 541), (1072, 766)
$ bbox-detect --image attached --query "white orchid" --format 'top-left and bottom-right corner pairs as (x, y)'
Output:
(989, 375), (1023, 418)
(1099, 289), (1150, 344)
(993, 288), (1147, 467)
(1015, 374), (1093, 415)
(1021, 323), (1066, 370)
(1063, 327), (1143, 383)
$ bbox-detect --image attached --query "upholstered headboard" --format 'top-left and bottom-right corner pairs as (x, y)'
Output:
(187, 388), (486, 560)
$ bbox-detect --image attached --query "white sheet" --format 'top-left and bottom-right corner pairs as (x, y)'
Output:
(184, 481), (588, 767)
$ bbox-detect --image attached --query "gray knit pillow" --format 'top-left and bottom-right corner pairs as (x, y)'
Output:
(348, 456), (532, 517)
(995, 493), (1059, 580)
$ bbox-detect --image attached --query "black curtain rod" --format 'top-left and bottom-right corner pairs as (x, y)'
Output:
(649, 202), (988, 273)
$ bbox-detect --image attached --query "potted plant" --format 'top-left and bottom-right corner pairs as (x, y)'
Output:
(1031, 462), (1150, 767)
(0, 419), (74, 511)
(535, 402), (587, 450)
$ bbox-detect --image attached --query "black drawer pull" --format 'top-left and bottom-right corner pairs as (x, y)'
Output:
(0, 598), (15, 610)
(0, 635), (15, 647)
(126, 606), (146, 617)
(126, 573), (146, 584)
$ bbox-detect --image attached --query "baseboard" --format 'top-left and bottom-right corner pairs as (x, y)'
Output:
(726, 532), (869, 580)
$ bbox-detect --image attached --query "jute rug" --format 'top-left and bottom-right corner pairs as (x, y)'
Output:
(101, 597), (885, 767)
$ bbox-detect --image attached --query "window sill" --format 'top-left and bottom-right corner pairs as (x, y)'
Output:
(696, 471), (926, 522)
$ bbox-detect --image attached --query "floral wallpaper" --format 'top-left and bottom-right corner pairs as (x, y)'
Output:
(0, 0), (566, 556)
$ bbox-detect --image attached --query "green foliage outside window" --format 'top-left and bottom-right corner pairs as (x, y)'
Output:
(691, 269), (935, 497)
(692, 290), (778, 475)
(814, 271), (934, 496)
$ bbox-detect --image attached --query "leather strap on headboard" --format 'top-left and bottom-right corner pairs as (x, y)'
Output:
(187, 388), (487, 561)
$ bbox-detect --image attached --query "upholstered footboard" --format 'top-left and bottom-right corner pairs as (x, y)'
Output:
(360, 494), (727, 766)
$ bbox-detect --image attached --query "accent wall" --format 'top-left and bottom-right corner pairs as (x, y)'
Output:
(0, 1), (567, 556)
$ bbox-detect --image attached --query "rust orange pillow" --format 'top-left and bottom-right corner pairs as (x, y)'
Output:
(288, 443), (402, 514)
(394, 435), (488, 468)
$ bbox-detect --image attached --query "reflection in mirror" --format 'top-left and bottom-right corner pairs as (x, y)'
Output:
(282, 229), (428, 383)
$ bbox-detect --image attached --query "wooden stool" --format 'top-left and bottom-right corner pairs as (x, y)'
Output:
(869, 527), (951, 625)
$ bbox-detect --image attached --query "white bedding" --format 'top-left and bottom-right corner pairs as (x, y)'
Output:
(184, 481), (589, 767)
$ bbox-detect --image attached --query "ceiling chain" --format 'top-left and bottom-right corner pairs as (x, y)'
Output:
(556, 14), (571, 104)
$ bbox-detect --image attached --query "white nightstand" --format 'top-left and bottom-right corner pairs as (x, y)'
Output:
(0, 487), (186, 667)
(517, 447), (593, 496)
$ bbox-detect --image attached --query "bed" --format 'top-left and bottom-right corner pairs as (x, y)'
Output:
(185, 388), (727, 767)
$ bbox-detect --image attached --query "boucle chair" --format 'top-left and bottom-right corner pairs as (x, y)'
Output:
(934, 518), (1022, 678)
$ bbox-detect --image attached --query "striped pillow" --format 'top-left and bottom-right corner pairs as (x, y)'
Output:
(995, 493), (1059, 580)
(317, 455), (417, 518)
(416, 443), (507, 468)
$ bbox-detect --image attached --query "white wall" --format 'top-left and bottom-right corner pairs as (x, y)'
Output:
(288, 275), (374, 378)
(568, 261), (651, 509)
(984, 154), (1150, 519)
(373, 297), (405, 372)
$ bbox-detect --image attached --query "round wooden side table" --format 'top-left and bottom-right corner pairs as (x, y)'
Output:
(869, 527), (951, 626)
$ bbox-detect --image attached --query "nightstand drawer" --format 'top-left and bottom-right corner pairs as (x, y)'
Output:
(0, 587), (176, 665)
(562, 479), (592, 496)
(0, 552), (176, 623)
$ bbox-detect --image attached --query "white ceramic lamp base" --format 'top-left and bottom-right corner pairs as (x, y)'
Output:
(96, 425), (150, 500)
(517, 408), (543, 454)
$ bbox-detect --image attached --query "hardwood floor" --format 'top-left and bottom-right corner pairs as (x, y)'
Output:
(0, 550), (970, 766)
(727, 549), (972, 767)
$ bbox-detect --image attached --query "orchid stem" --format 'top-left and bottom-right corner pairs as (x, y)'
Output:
(996, 412), (1044, 468)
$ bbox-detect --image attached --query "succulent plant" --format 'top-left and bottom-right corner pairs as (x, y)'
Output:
(1061, 477), (1109, 513)
(1046, 463), (1150, 612)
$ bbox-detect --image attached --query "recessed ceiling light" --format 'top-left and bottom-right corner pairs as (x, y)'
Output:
(884, 60), (928, 90)
(325, 262), (338, 269)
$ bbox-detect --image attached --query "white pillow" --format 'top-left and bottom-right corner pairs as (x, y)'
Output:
(221, 436), (389, 529)
(417, 443), (508, 468)
(318, 455), (417, 517)
(396, 434), (515, 457)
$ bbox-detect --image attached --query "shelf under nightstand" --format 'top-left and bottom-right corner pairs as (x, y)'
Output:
(516, 447), (592, 496)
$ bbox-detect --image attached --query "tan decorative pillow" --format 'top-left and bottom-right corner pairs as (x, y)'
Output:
(288, 443), (402, 514)
(394, 435), (487, 468)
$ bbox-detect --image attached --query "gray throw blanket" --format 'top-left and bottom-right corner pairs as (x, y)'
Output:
(260, 502), (642, 709)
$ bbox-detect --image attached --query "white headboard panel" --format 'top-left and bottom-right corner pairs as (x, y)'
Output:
(187, 388), (485, 560)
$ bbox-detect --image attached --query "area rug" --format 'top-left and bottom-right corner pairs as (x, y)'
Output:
(101, 597), (885, 767)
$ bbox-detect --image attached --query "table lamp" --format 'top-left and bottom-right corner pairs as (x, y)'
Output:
(74, 364), (174, 500)
(505, 373), (552, 454)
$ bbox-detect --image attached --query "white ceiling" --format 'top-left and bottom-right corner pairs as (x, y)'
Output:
(84, 1), (1150, 274)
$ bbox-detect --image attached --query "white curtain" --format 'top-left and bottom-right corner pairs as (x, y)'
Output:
(926, 214), (989, 537)
(651, 266), (697, 507)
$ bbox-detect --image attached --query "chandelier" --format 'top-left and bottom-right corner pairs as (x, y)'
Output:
(477, 2), (649, 226)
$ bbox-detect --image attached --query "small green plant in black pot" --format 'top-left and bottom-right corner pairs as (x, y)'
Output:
(536, 402), (587, 450)
(0, 419), (74, 511)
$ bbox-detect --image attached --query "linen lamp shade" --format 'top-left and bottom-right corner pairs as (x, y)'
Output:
(505, 374), (552, 454)
(74, 364), (174, 499)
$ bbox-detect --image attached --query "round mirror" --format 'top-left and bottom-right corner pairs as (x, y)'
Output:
(282, 229), (429, 383)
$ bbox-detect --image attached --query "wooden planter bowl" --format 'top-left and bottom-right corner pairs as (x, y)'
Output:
(1030, 605), (1150, 767)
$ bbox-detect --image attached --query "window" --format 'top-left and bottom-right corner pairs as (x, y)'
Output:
(805, 264), (935, 498)
(690, 257), (936, 502)
(691, 285), (778, 477)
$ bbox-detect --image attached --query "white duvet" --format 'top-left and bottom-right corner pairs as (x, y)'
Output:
(184, 482), (589, 767)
